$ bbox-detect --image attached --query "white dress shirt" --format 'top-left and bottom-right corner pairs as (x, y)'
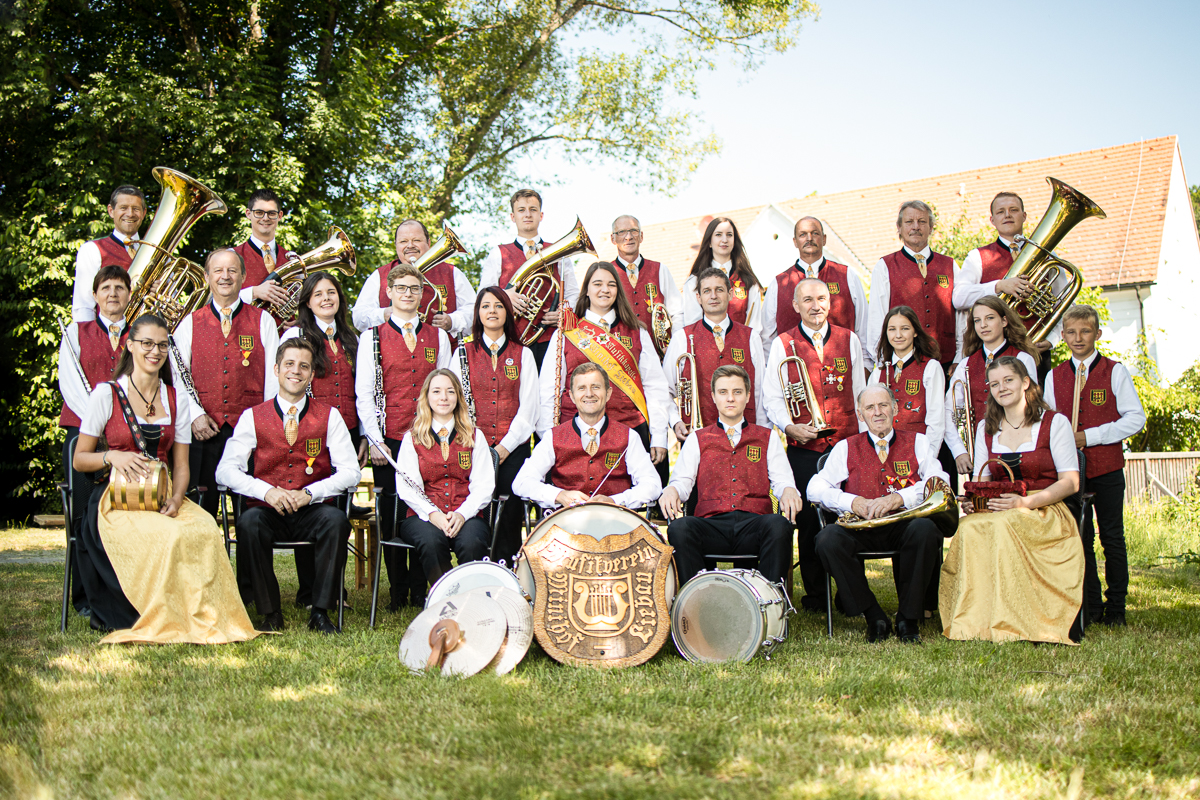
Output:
(681, 260), (763, 335)
(478, 237), (579, 309)
(865, 245), (965, 370)
(395, 427), (496, 521)
(537, 308), (671, 448)
(353, 314), (453, 445)
(450, 334), (540, 452)
(668, 419), (795, 502)
(942, 346), (1038, 459)
(972, 412), (1078, 479)
(80, 374), (194, 445)
(1043, 351), (1146, 447)
(954, 236), (1018, 310)
(868, 352), (947, 459)
(760, 257), (868, 353)
(237, 236), (295, 305)
(615, 253), (684, 338)
(762, 322), (866, 434)
(806, 430), (948, 516)
(72, 231), (139, 323)
(351, 262), (478, 335)
(215, 395), (361, 502)
(661, 315), (765, 429)
(58, 315), (127, 421)
(512, 416), (662, 510)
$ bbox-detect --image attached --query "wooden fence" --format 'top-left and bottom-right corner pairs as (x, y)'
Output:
(1124, 452), (1200, 503)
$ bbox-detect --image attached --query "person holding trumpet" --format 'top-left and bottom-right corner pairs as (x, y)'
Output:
(660, 365), (801, 585)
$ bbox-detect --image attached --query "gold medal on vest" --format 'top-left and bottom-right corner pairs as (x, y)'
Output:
(305, 438), (321, 474)
(239, 335), (254, 367)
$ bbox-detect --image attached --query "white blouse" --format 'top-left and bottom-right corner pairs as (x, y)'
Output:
(972, 412), (1077, 479)
(80, 375), (194, 445)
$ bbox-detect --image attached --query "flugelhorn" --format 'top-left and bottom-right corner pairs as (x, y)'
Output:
(779, 341), (834, 438)
(997, 177), (1106, 342)
(950, 362), (974, 468)
(506, 217), (597, 346)
(674, 334), (702, 433)
(410, 224), (467, 323)
(835, 476), (959, 531)
(125, 167), (228, 329)
(650, 300), (672, 357)
(255, 226), (357, 320)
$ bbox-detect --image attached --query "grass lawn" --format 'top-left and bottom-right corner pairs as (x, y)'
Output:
(2, 508), (1200, 799)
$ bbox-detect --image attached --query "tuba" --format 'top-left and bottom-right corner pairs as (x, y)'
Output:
(410, 224), (467, 322)
(506, 218), (597, 346)
(997, 177), (1106, 342)
(255, 226), (357, 320)
(835, 476), (959, 532)
(779, 341), (834, 439)
(125, 167), (228, 329)
(674, 334), (702, 433)
(950, 362), (974, 468)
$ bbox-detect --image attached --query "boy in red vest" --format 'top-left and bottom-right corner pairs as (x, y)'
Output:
(216, 338), (361, 633)
(1045, 304), (1145, 626)
(660, 365), (802, 584)
(231, 189), (298, 310)
(72, 184), (145, 322)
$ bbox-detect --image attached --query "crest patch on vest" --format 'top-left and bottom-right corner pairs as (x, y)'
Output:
(617, 334), (633, 349)
(239, 335), (255, 351)
(1090, 389), (1107, 406)
(434, 284), (448, 301)
(459, 451), (472, 470)
(604, 452), (620, 469)
(834, 357), (847, 373)
(424, 347), (436, 363)
(646, 283), (659, 299)
(893, 460), (912, 477)
(745, 445), (762, 463)
(505, 364), (518, 380)
(731, 281), (747, 300)
(305, 438), (322, 457)
(827, 281), (840, 295)
(905, 378), (921, 395)
(732, 348), (745, 363)
(936, 275), (950, 288)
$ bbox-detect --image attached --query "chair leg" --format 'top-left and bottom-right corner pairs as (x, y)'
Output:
(337, 555), (345, 632)
(370, 536), (383, 629)
(60, 536), (73, 633)
(826, 571), (834, 639)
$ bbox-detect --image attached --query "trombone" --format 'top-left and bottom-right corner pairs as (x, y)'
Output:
(778, 341), (834, 438)
(950, 362), (974, 468)
(674, 335), (702, 433)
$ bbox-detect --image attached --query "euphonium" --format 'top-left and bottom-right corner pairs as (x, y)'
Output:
(997, 177), (1106, 342)
(950, 362), (974, 468)
(255, 226), (357, 320)
(650, 300), (672, 357)
(125, 167), (228, 329)
(778, 341), (834, 438)
(506, 217), (597, 346)
(674, 334), (702, 432)
(835, 477), (959, 531)
(410, 224), (467, 322)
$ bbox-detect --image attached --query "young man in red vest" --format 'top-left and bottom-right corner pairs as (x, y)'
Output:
(610, 213), (682, 357)
(355, 262), (452, 609)
(764, 277), (865, 610)
(350, 219), (476, 339)
(513, 363), (661, 510)
(1045, 305), (1145, 627)
(808, 384), (952, 643)
(216, 338), (360, 633)
(660, 365), (802, 585)
(72, 185), (145, 322)
(230, 189), (298, 310)
(173, 248), (280, 518)
(762, 217), (866, 354)
(478, 189), (579, 366)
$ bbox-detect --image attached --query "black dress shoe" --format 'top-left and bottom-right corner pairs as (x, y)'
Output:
(89, 614), (113, 633)
(799, 595), (825, 614)
(258, 611), (285, 632)
(866, 617), (891, 643)
(308, 609), (340, 634)
(1101, 609), (1127, 627)
(350, 502), (372, 519)
(896, 618), (922, 643)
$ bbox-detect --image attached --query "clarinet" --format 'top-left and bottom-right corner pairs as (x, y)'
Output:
(364, 434), (436, 507)
(167, 335), (205, 411)
(57, 319), (91, 391)
(458, 342), (476, 423)
(373, 327), (387, 437)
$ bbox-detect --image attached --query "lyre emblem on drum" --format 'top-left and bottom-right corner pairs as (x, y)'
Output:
(569, 575), (632, 637)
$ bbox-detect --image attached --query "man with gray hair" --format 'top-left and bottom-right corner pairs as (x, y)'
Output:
(807, 383), (953, 643)
(609, 213), (682, 357)
(864, 200), (964, 373)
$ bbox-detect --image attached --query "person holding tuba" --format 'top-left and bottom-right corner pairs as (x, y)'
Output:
(478, 189), (579, 367)
(868, 305), (945, 460)
(808, 384), (952, 643)
(660, 365), (802, 585)
(763, 277), (865, 611)
(72, 185), (146, 323)
(682, 217), (762, 334)
(609, 214), (682, 357)
(231, 189), (299, 312)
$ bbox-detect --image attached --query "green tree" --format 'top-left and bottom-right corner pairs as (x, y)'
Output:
(1191, 184), (1200, 236)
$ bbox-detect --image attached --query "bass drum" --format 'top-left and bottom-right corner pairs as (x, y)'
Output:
(670, 569), (792, 663)
(426, 560), (529, 608)
(515, 502), (677, 604)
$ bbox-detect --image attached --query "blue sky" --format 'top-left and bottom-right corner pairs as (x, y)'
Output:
(462, 0), (1199, 244)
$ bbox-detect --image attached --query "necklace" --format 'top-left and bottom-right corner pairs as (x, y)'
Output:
(1002, 414), (1024, 430)
(130, 379), (160, 417)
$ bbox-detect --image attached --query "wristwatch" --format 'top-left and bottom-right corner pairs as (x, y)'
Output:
(303, 488), (313, 500)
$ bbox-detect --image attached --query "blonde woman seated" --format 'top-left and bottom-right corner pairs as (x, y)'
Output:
(397, 369), (496, 586)
(939, 356), (1084, 644)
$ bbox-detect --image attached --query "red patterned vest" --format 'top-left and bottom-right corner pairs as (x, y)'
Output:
(984, 410), (1062, 491)
(464, 339), (525, 447)
(964, 343), (1016, 423)
(246, 400), (335, 507)
(882, 249), (956, 363)
(375, 259), (458, 322)
(190, 303), (268, 428)
(1051, 356), (1125, 478)
(615, 257), (666, 334)
(499, 241), (561, 345)
(558, 320), (646, 429)
(548, 419), (633, 497)
(310, 335), (358, 432)
(682, 319), (757, 425)
(60, 320), (128, 427)
(407, 431), (477, 517)
(693, 424), (773, 517)
(774, 260), (855, 335)
(878, 354), (932, 435)
(102, 383), (177, 460)
(978, 240), (1015, 283)
(843, 430), (923, 500)
(725, 270), (753, 327)
(233, 240), (297, 291)
(378, 318), (441, 439)
(93, 236), (134, 270)
(777, 324), (857, 451)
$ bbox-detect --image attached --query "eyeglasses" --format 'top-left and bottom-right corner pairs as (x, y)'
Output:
(391, 285), (423, 295)
(613, 229), (641, 239)
(248, 209), (282, 220)
(131, 338), (170, 353)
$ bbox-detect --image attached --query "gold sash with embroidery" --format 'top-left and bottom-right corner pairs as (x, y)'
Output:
(561, 312), (648, 422)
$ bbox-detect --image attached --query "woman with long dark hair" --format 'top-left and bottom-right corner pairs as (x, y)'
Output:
(868, 305), (945, 457)
(71, 313), (257, 643)
(682, 217), (762, 332)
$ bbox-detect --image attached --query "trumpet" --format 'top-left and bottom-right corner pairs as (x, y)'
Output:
(835, 477), (959, 532)
(410, 224), (467, 323)
(674, 335), (702, 433)
(255, 227), (357, 320)
(779, 341), (834, 438)
(649, 298), (672, 357)
(950, 363), (974, 468)
(506, 217), (597, 346)
(997, 177), (1106, 342)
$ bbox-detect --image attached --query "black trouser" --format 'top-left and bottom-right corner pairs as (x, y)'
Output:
(786, 444), (826, 602)
(667, 511), (793, 584)
(61, 426), (90, 612)
(529, 339), (551, 369)
(294, 428), (364, 608)
(630, 421), (669, 497)
(814, 517), (943, 622)
(190, 423), (235, 517)
(237, 502), (349, 615)
(491, 440), (531, 564)
(75, 482), (141, 630)
(402, 515), (490, 585)
(374, 437), (423, 606)
(1082, 469), (1128, 615)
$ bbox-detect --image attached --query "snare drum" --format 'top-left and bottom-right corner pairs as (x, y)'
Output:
(671, 569), (793, 662)
(106, 460), (170, 512)
(426, 560), (529, 608)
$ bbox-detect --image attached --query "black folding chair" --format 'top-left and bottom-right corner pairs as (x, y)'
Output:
(368, 489), (416, 628)
(57, 437), (81, 632)
(1075, 448), (1096, 634)
(486, 447), (513, 561)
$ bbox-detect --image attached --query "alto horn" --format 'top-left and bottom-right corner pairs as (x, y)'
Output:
(836, 476), (959, 532)
(997, 177), (1106, 342)
(410, 224), (467, 323)
(779, 341), (834, 438)
(674, 335), (702, 433)
(950, 362), (975, 469)
(255, 226), (357, 321)
(650, 300), (673, 358)
(506, 217), (597, 346)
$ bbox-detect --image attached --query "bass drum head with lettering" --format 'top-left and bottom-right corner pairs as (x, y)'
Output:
(426, 561), (528, 609)
(515, 502), (676, 604)
(671, 571), (772, 663)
